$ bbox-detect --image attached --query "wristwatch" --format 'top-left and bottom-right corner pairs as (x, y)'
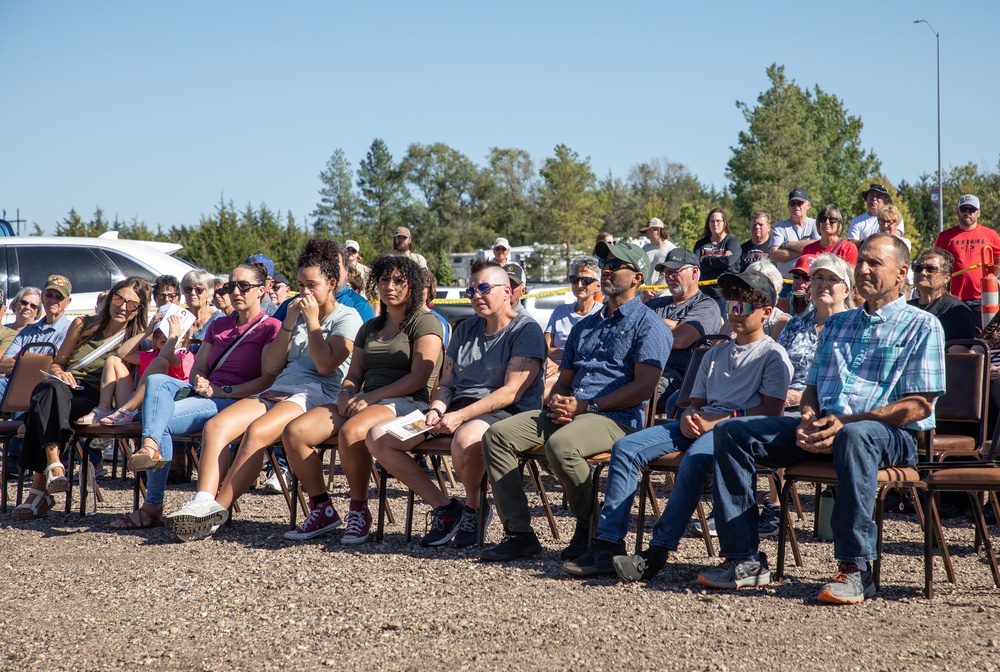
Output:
(223, 385), (233, 399)
(587, 400), (599, 414)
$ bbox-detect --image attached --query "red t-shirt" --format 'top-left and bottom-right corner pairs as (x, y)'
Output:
(934, 225), (1000, 300)
(801, 238), (858, 266)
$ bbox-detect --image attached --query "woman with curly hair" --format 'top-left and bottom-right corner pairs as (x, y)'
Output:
(12, 276), (149, 520)
(282, 254), (444, 543)
(161, 239), (364, 541)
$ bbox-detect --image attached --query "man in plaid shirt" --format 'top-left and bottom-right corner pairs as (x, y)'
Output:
(693, 233), (945, 604)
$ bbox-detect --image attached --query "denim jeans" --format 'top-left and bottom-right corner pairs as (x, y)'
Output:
(140, 374), (236, 506)
(712, 416), (917, 565)
(596, 421), (714, 546)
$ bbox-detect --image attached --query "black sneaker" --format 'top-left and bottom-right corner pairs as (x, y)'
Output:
(562, 539), (625, 577)
(613, 545), (669, 583)
(757, 504), (781, 539)
(420, 499), (463, 547)
(559, 521), (591, 561)
(453, 504), (493, 549)
(480, 531), (542, 562)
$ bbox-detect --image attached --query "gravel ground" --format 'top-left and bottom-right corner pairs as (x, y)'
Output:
(2, 469), (999, 672)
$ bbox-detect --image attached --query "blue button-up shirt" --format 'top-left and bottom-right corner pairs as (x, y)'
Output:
(561, 296), (672, 429)
(2, 314), (73, 360)
(806, 296), (945, 431)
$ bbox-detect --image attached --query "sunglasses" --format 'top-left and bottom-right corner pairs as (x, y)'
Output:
(960, 206), (978, 213)
(465, 283), (506, 298)
(568, 275), (598, 286)
(154, 292), (179, 302)
(19, 299), (39, 310)
(726, 300), (765, 316)
(790, 272), (810, 281)
(223, 281), (264, 295)
(912, 263), (942, 275)
(43, 291), (66, 301)
(110, 293), (141, 312)
(818, 216), (840, 224)
(183, 285), (206, 295)
(598, 257), (638, 272)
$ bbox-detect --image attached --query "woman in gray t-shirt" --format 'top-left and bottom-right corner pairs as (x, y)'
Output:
(367, 262), (546, 549)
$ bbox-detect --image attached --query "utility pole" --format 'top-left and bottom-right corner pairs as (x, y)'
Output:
(914, 19), (944, 234)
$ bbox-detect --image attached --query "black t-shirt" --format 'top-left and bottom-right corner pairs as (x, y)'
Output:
(908, 295), (977, 342)
(740, 240), (770, 272)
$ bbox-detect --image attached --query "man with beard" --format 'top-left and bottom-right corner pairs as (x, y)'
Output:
(645, 249), (723, 408)
(934, 194), (1000, 314)
(389, 227), (428, 269)
(481, 242), (671, 562)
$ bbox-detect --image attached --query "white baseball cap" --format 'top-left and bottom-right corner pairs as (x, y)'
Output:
(493, 237), (510, 250)
(345, 240), (360, 252)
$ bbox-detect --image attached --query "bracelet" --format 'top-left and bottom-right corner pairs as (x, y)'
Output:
(282, 325), (293, 333)
(427, 408), (443, 419)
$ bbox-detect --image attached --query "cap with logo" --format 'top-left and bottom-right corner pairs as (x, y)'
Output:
(788, 188), (810, 204)
(45, 274), (73, 299)
(791, 253), (819, 275)
(595, 241), (650, 277)
(959, 194), (981, 211)
(394, 227), (412, 238)
(245, 254), (275, 277)
(654, 247), (699, 272)
(503, 262), (526, 287)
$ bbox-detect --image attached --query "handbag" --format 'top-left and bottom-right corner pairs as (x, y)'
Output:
(174, 312), (268, 401)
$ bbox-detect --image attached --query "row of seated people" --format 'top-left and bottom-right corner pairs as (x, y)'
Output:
(6, 234), (946, 606)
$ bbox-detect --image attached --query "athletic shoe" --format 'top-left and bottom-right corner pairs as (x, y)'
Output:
(689, 513), (717, 538)
(341, 505), (372, 545)
(262, 468), (291, 494)
(164, 498), (229, 542)
(284, 501), (343, 540)
(453, 504), (493, 549)
(480, 531), (542, 562)
(758, 504), (782, 539)
(562, 539), (625, 577)
(817, 562), (875, 605)
(559, 521), (591, 561)
(420, 498), (463, 547)
(697, 552), (771, 589)
(613, 546), (669, 583)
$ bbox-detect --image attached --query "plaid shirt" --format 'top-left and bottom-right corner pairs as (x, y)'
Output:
(806, 296), (945, 431)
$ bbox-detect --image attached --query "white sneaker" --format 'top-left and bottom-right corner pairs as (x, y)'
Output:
(262, 469), (290, 494)
(164, 499), (229, 542)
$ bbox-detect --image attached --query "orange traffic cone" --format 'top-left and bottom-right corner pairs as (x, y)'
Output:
(981, 247), (998, 329)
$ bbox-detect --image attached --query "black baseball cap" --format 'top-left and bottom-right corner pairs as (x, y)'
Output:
(718, 270), (777, 307)
(788, 188), (809, 203)
(655, 248), (699, 271)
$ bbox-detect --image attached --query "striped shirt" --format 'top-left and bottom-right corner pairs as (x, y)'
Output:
(806, 296), (945, 431)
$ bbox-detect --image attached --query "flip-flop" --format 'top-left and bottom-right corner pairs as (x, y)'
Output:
(109, 507), (162, 530)
(128, 448), (170, 472)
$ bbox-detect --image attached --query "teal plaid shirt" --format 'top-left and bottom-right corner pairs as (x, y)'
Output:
(806, 296), (945, 431)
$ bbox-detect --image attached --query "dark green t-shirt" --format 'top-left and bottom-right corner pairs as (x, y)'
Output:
(355, 310), (444, 403)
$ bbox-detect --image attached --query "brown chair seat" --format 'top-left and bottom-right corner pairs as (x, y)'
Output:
(924, 466), (1000, 489)
(646, 452), (684, 469)
(932, 434), (977, 454)
(783, 460), (919, 483)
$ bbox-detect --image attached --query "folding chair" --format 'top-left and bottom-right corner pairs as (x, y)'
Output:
(931, 339), (991, 461)
(1, 343), (57, 513)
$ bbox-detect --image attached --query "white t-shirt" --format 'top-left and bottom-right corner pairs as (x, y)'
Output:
(768, 218), (818, 278)
(544, 301), (603, 363)
(848, 213), (906, 241)
(644, 240), (676, 297)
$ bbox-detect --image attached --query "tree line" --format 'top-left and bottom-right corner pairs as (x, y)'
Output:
(41, 63), (1000, 281)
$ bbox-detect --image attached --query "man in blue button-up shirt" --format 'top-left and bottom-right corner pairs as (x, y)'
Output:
(481, 242), (672, 562)
(699, 234), (945, 604)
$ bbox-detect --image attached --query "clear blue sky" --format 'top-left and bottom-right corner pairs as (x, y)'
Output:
(2, 0), (998, 235)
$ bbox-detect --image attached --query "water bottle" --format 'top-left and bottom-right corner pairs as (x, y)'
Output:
(816, 487), (835, 541)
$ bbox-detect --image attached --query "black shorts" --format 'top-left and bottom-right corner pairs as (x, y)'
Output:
(430, 397), (513, 437)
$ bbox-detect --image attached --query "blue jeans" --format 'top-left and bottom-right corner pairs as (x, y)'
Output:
(596, 421), (713, 545)
(712, 416), (917, 565)
(140, 374), (236, 506)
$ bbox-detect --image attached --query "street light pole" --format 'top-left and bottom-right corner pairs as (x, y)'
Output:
(915, 19), (943, 234)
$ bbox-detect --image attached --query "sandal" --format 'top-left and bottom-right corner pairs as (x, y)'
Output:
(12, 488), (55, 520)
(44, 462), (70, 493)
(109, 506), (162, 530)
(100, 408), (138, 425)
(76, 407), (111, 425)
(128, 446), (169, 472)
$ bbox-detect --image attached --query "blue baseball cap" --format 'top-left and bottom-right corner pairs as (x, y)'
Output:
(245, 254), (275, 276)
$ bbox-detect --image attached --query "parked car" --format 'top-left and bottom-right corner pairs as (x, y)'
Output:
(0, 232), (198, 317)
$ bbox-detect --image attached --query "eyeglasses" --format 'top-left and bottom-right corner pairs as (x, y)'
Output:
(960, 206), (978, 213)
(154, 292), (178, 303)
(818, 216), (840, 224)
(662, 265), (693, 277)
(110, 293), (141, 312)
(493, 247), (507, 252)
(182, 286), (206, 295)
(790, 272), (810, 281)
(465, 283), (507, 298)
(598, 257), (638, 272)
(223, 281), (264, 295)
(912, 263), (942, 275)
(726, 300), (764, 316)
(878, 220), (899, 226)
(19, 300), (39, 310)
(811, 274), (844, 287)
(43, 291), (66, 302)
(568, 275), (598, 286)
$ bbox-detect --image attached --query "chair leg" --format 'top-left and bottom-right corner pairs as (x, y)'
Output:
(924, 489), (935, 599)
(376, 464), (388, 542)
(776, 477), (795, 581)
(647, 473), (661, 519)
(477, 473), (489, 547)
(873, 487), (886, 591)
(970, 491), (1000, 589)
(441, 455), (457, 489)
(1, 436), (10, 514)
(289, 473), (300, 530)
(431, 455), (449, 496)
(371, 462), (396, 525)
(588, 463), (607, 543)
(694, 500), (714, 557)
(525, 460), (560, 541)
(929, 493), (957, 584)
(635, 469), (649, 553)
(404, 490), (416, 543)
